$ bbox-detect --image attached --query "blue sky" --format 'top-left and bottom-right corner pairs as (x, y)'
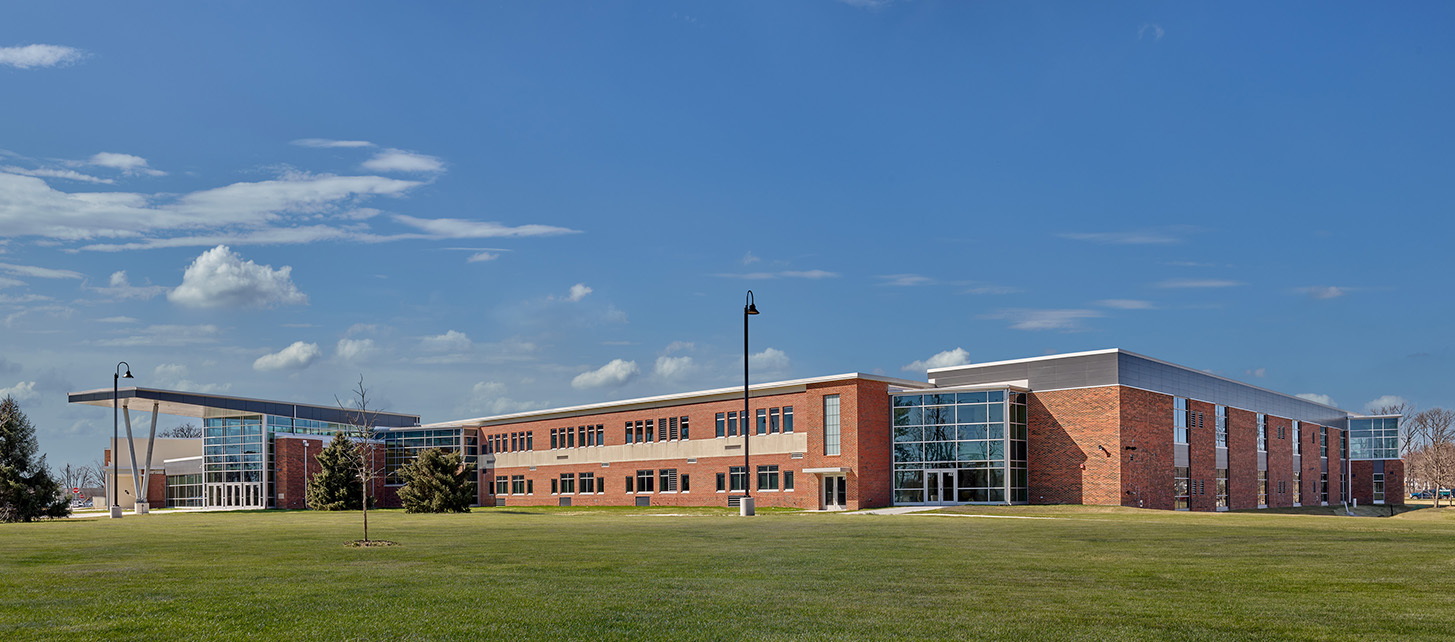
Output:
(3, 2), (1453, 468)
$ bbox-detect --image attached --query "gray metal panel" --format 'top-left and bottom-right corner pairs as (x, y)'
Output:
(1116, 353), (1349, 428)
(933, 352), (1119, 390)
(1174, 444), (1189, 468)
(1258, 452), (1267, 471)
(1215, 449), (1227, 469)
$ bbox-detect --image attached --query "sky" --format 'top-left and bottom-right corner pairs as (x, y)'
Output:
(2, 2), (1453, 469)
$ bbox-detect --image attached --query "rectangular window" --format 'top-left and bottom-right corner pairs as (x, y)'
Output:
(585, 427), (595, 448)
(560, 473), (575, 495)
(756, 408), (767, 435)
(769, 408), (780, 433)
(625, 476), (634, 493)
(596, 425), (604, 446)
(1174, 397), (1189, 444)
(1215, 406), (1227, 447)
(729, 466), (747, 492)
(551, 478), (558, 494)
(669, 416), (679, 441)
(784, 470), (794, 490)
(511, 475), (525, 495)
(1258, 471), (1268, 506)
(1278, 425), (1285, 440)
(1293, 471), (1301, 504)
(659, 469), (678, 492)
(824, 394), (841, 456)
(1293, 421), (1301, 455)
(757, 465), (780, 491)
(716, 472), (726, 492)
(716, 412), (726, 438)
(526, 432), (533, 450)
(680, 474), (690, 492)
(680, 416), (689, 440)
(510, 433), (517, 452)
(1216, 468), (1228, 508)
(1174, 466), (1190, 510)
(579, 472), (594, 494)
(783, 406), (794, 433)
(1258, 419), (1267, 453)
(495, 475), (508, 496)
(1320, 427), (1328, 458)
(625, 422), (634, 445)
(1320, 472), (1329, 503)
(579, 425), (587, 447)
(567, 427), (575, 449)
(645, 420), (655, 443)
(1373, 472), (1385, 502)
(729, 411), (740, 437)
(527, 479), (533, 495)
(636, 470), (655, 493)
(658, 418), (667, 442)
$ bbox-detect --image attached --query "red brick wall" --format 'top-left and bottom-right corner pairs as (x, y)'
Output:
(274, 437), (392, 509)
(1188, 400), (1217, 511)
(1266, 415), (1293, 508)
(1027, 387), (1121, 505)
(1119, 387), (1174, 510)
(845, 380), (893, 510)
(1328, 426), (1344, 505)
(1227, 409), (1258, 509)
(1385, 459), (1406, 506)
(1351, 460), (1374, 505)
(1301, 424), (1322, 504)
(142, 473), (165, 507)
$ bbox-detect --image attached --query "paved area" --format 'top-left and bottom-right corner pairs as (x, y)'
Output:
(844, 506), (943, 516)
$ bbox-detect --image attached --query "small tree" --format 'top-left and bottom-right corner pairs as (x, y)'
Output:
(159, 423), (202, 439)
(0, 396), (70, 522)
(306, 432), (367, 511)
(1405, 408), (1455, 507)
(336, 375), (386, 542)
(397, 448), (475, 514)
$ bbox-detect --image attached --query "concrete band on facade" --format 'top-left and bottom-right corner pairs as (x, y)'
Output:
(73, 349), (1405, 512)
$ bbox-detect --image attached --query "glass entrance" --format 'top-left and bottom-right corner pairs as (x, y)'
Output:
(207, 483), (264, 508)
(823, 475), (847, 509)
(925, 469), (956, 505)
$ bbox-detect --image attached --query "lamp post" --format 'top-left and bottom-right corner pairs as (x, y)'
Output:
(111, 361), (133, 519)
(742, 291), (759, 516)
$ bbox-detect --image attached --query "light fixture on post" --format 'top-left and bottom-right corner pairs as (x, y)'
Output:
(742, 290), (759, 517)
(111, 361), (132, 519)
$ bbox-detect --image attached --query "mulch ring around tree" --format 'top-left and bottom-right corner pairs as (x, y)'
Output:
(345, 539), (400, 547)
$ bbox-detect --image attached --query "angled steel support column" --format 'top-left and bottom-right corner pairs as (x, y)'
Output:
(139, 401), (159, 512)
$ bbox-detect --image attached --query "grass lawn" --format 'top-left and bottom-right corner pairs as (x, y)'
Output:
(3, 504), (1454, 641)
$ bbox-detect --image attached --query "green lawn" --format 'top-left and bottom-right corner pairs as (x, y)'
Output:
(2, 504), (1453, 641)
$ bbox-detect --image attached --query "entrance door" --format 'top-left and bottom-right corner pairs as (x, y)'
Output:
(926, 470), (956, 505)
(823, 475), (847, 509)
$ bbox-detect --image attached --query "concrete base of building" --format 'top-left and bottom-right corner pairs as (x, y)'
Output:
(739, 497), (755, 516)
(109, 505), (123, 518)
(134, 501), (150, 514)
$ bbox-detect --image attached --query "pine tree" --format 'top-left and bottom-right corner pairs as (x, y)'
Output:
(397, 448), (475, 514)
(0, 396), (69, 522)
(305, 432), (365, 511)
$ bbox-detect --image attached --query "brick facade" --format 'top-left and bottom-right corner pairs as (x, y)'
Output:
(1227, 409), (1258, 509)
(1027, 387), (1121, 506)
(1119, 386), (1174, 510)
(273, 436), (390, 510)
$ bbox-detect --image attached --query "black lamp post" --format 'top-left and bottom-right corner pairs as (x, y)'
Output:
(111, 361), (133, 519)
(743, 291), (759, 514)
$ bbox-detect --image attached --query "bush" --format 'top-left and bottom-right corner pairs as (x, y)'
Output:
(397, 448), (475, 514)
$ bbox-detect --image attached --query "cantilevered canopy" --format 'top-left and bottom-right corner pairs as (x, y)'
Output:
(68, 387), (419, 427)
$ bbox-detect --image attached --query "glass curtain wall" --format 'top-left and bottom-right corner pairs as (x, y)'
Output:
(891, 389), (1028, 505)
(380, 428), (478, 486)
(1348, 417), (1400, 460)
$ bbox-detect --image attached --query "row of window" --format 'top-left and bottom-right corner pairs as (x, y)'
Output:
(624, 417), (690, 444)
(1175, 400), (1333, 459)
(485, 431), (534, 454)
(1175, 466), (1334, 510)
(714, 406), (795, 437)
(552, 425), (604, 449)
(497, 466), (801, 495)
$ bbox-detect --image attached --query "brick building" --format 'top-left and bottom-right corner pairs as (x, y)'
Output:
(72, 348), (1404, 512)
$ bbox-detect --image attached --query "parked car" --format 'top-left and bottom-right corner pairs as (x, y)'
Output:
(1412, 490), (1434, 499)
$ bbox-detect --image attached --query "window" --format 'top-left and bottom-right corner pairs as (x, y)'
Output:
(495, 475), (508, 496)
(769, 408), (780, 433)
(1174, 398), (1189, 444)
(586, 427), (595, 447)
(625, 476), (634, 493)
(1293, 470), (1301, 505)
(1320, 427), (1328, 458)
(1215, 406), (1227, 447)
(527, 479), (533, 495)
(757, 465), (780, 491)
(645, 420), (655, 443)
(579, 472), (595, 494)
(559, 473), (576, 495)
(636, 470), (655, 493)
(1257, 415), (1267, 452)
(1278, 424), (1285, 440)
(716, 413), (726, 438)
(624, 422), (634, 445)
(729, 466), (747, 492)
(1258, 471), (1268, 506)
(1174, 466), (1190, 510)
(783, 406), (794, 433)
(511, 475), (525, 495)
(680, 417), (689, 440)
(567, 427), (575, 449)
(756, 408), (767, 435)
(681, 474), (690, 492)
(1373, 473), (1385, 502)
(551, 478), (558, 494)
(1293, 421), (1301, 455)
(596, 425), (604, 446)
(783, 470), (794, 491)
(824, 394), (841, 456)
(657, 418), (667, 442)
(1216, 468), (1228, 508)
(1320, 472), (1329, 503)
(716, 472), (726, 492)
(727, 411), (738, 437)
(668, 417), (679, 441)
(659, 469), (678, 492)
(527, 432), (533, 450)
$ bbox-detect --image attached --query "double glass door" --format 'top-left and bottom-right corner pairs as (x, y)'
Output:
(208, 483), (263, 508)
(925, 469), (956, 505)
(823, 475), (847, 509)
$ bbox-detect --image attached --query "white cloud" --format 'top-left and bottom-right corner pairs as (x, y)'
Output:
(654, 355), (695, 380)
(94, 316), (138, 323)
(253, 341), (322, 371)
(392, 215), (579, 239)
(0, 166), (112, 184)
(742, 252), (761, 265)
(980, 309), (1103, 331)
(93, 270), (167, 300)
(291, 138), (375, 148)
(0, 261), (83, 279)
(420, 330), (472, 353)
(1298, 286), (1348, 300)
(715, 270), (839, 280)
(168, 245), (308, 309)
(664, 341), (694, 354)
(1296, 393), (1337, 408)
(362, 149), (445, 173)
(0, 381), (37, 401)
(0, 276), (23, 288)
(464, 381), (543, 416)
(1060, 229), (1185, 244)
(902, 347), (971, 372)
(0, 44), (83, 69)
(150, 363), (230, 394)
(1154, 279), (1243, 289)
(1139, 23), (1166, 41)
(749, 347), (790, 372)
(467, 252), (499, 263)
(1365, 395), (1409, 413)
(90, 152), (165, 177)
(567, 283), (592, 302)
(878, 274), (934, 287)
(93, 324), (220, 347)
(572, 359), (640, 389)
(1245, 367), (1266, 378)
(1096, 299), (1155, 310)
(336, 338), (377, 361)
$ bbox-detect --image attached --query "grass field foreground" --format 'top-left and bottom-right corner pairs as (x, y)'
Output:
(3, 504), (1454, 641)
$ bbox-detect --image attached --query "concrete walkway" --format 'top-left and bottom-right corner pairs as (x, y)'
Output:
(844, 506), (944, 516)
